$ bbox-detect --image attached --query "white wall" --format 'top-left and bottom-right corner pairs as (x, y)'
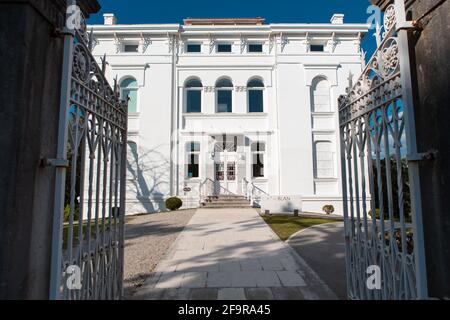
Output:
(90, 20), (368, 215)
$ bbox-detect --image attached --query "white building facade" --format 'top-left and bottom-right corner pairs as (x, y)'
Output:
(90, 15), (368, 215)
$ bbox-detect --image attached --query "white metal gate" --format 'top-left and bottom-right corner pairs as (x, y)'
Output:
(49, 5), (128, 300)
(338, 0), (427, 300)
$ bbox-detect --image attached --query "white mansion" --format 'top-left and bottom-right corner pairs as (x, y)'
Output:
(90, 14), (368, 214)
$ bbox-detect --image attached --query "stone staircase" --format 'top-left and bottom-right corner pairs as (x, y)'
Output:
(201, 195), (252, 209)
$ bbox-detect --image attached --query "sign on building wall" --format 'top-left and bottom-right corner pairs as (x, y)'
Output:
(260, 195), (302, 214)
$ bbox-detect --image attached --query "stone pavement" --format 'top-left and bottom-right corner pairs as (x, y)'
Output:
(287, 222), (346, 299)
(132, 208), (337, 300)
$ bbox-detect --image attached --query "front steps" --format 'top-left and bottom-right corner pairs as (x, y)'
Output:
(201, 195), (252, 208)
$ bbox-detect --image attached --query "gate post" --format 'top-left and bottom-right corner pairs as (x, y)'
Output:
(0, 0), (99, 299)
(371, 0), (450, 299)
(404, 0), (450, 299)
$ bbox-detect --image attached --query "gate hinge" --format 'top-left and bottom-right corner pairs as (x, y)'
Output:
(397, 21), (423, 32)
(406, 149), (438, 162)
(51, 27), (76, 38)
(41, 158), (69, 168)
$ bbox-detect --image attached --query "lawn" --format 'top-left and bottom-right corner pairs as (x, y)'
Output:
(262, 214), (339, 241)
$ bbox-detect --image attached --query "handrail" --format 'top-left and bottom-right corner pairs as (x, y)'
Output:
(242, 178), (269, 206)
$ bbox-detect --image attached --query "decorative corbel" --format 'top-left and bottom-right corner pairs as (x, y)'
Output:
(140, 33), (152, 53)
(113, 32), (123, 53)
(209, 34), (216, 54)
(280, 32), (289, 52)
(328, 32), (338, 53)
(168, 33), (176, 53)
(240, 34), (247, 54)
(304, 32), (311, 52)
(268, 33), (275, 54)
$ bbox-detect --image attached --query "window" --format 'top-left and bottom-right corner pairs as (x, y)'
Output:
(248, 43), (263, 53)
(124, 44), (139, 53)
(120, 77), (138, 113)
(186, 44), (201, 53)
(217, 44), (232, 53)
(185, 78), (203, 113)
(311, 78), (331, 112)
(310, 45), (325, 52)
(247, 78), (264, 113)
(314, 141), (334, 178)
(216, 78), (233, 113)
(186, 142), (200, 178)
(251, 142), (265, 178)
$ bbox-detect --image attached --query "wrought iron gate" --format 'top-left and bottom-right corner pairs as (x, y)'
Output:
(338, 0), (427, 300)
(49, 6), (128, 300)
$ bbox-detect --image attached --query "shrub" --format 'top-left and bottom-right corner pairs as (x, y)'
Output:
(165, 197), (183, 211)
(63, 204), (80, 223)
(322, 204), (335, 215)
(368, 208), (381, 220)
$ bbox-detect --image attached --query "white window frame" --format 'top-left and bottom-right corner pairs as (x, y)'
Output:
(120, 78), (139, 114)
(247, 42), (264, 54)
(216, 43), (233, 54)
(184, 79), (203, 113)
(185, 43), (202, 54)
(186, 141), (201, 179)
(251, 142), (266, 179)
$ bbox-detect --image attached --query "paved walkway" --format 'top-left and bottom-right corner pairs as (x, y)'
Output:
(287, 222), (346, 299)
(132, 208), (336, 300)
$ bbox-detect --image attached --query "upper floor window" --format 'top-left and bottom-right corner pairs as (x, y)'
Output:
(185, 78), (203, 113)
(311, 77), (331, 112)
(247, 78), (264, 113)
(251, 142), (265, 178)
(314, 141), (335, 178)
(217, 43), (232, 53)
(186, 43), (201, 53)
(248, 43), (263, 53)
(124, 44), (139, 53)
(216, 78), (233, 113)
(186, 142), (200, 178)
(310, 44), (325, 52)
(120, 77), (138, 113)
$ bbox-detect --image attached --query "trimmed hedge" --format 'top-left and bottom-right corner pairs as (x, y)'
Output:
(165, 197), (183, 211)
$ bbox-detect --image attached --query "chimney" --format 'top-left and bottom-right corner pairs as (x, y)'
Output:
(330, 14), (344, 24)
(104, 13), (117, 25)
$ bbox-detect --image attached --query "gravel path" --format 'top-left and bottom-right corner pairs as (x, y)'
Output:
(123, 209), (196, 298)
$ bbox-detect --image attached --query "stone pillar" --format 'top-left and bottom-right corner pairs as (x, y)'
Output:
(406, 0), (450, 300)
(371, 0), (450, 299)
(0, 0), (100, 299)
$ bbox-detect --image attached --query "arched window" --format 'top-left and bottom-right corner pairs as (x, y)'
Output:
(247, 78), (264, 113)
(216, 78), (233, 113)
(314, 141), (334, 178)
(311, 77), (331, 112)
(120, 77), (138, 113)
(185, 78), (203, 113)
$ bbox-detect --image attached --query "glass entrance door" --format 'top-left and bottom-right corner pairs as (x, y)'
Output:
(213, 138), (238, 195)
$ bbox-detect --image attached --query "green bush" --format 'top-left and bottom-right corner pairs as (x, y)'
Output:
(165, 197), (183, 211)
(63, 204), (80, 223)
(322, 205), (335, 215)
(368, 208), (381, 220)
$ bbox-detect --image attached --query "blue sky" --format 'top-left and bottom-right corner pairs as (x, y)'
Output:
(88, 0), (377, 58)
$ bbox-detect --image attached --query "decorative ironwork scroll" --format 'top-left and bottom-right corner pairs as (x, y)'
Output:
(338, 1), (426, 300)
